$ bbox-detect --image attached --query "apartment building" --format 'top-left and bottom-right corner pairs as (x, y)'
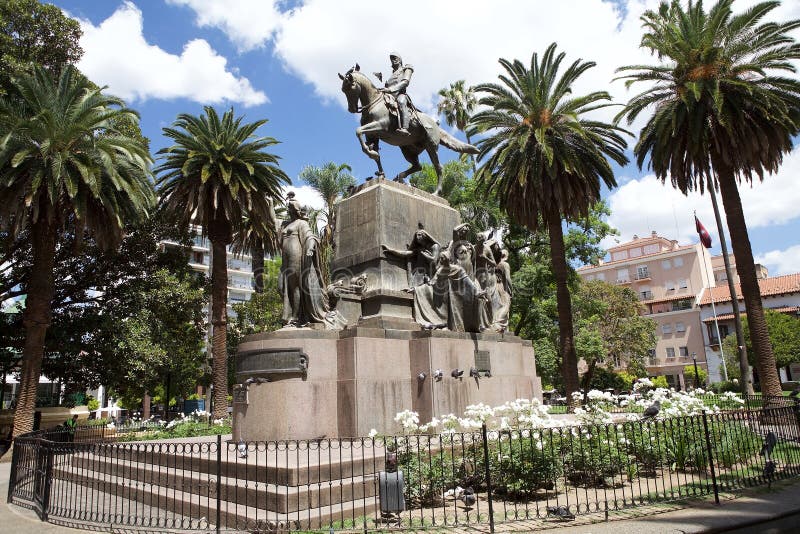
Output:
(710, 254), (769, 286)
(699, 272), (800, 383)
(578, 231), (715, 389)
(162, 228), (256, 315)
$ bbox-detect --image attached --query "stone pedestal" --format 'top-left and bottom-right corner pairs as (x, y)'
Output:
(234, 180), (542, 441)
(233, 328), (542, 441)
(331, 178), (460, 325)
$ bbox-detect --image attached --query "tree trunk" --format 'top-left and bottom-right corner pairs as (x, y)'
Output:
(716, 171), (782, 397)
(251, 240), (265, 294)
(581, 360), (597, 391)
(708, 185), (753, 394)
(142, 392), (151, 420)
(547, 209), (579, 405)
(466, 132), (477, 175)
(13, 218), (57, 437)
(209, 219), (232, 420)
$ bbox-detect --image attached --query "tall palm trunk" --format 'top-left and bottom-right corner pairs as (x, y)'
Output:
(251, 240), (265, 294)
(716, 169), (782, 397)
(13, 217), (57, 436)
(209, 218), (232, 420)
(547, 207), (579, 404)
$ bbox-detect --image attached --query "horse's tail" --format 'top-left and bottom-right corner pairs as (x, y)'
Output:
(438, 128), (479, 154)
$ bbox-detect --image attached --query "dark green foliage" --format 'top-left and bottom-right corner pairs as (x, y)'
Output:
(491, 432), (562, 495)
(0, 0), (82, 89)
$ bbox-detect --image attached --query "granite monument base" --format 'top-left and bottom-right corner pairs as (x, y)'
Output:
(233, 328), (542, 441)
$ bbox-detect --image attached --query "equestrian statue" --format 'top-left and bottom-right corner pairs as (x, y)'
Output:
(339, 53), (478, 196)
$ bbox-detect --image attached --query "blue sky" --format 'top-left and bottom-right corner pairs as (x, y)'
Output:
(51, 0), (800, 274)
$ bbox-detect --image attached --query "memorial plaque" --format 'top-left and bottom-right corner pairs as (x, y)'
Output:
(474, 350), (491, 376)
(232, 385), (248, 405)
(237, 348), (308, 379)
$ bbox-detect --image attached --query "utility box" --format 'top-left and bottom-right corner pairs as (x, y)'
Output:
(378, 470), (405, 513)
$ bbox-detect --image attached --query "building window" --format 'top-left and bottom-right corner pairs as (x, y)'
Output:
(617, 268), (630, 283)
(629, 247), (642, 257)
(679, 346), (689, 357)
(662, 323), (673, 334)
(666, 347), (676, 358)
(640, 289), (653, 300)
(665, 280), (675, 291)
(675, 322), (686, 332)
(678, 278), (688, 289)
(671, 298), (693, 311)
(193, 251), (204, 264)
(708, 324), (730, 344)
(644, 244), (659, 254)
(596, 272), (605, 281)
(636, 265), (650, 280)
(662, 260), (672, 270)
(647, 349), (657, 365)
(673, 257), (684, 267)
(611, 251), (628, 261)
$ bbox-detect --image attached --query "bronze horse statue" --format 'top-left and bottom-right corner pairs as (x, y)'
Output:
(339, 65), (478, 195)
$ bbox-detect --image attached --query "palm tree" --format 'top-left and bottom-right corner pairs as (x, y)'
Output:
(616, 0), (800, 397)
(437, 80), (478, 171)
(231, 211), (280, 294)
(0, 66), (154, 436)
(297, 162), (355, 285)
(469, 44), (629, 402)
(156, 107), (288, 419)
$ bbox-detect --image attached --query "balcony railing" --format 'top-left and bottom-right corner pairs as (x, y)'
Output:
(634, 270), (651, 281)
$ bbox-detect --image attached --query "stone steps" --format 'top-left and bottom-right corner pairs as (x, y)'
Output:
(52, 465), (380, 530)
(78, 439), (386, 485)
(67, 454), (380, 514)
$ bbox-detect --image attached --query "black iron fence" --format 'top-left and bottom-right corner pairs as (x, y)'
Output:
(8, 405), (800, 532)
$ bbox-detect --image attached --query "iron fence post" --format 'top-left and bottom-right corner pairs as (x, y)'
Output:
(216, 433), (222, 534)
(6, 438), (19, 504)
(40, 441), (54, 521)
(480, 423), (495, 533)
(701, 410), (720, 504)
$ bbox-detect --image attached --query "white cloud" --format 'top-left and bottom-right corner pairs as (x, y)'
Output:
(604, 147), (800, 248)
(755, 245), (800, 276)
(75, 2), (266, 106)
(167, 0), (798, 124)
(284, 185), (324, 211)
(166, 0), (283, 52)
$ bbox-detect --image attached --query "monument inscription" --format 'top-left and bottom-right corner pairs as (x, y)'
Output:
(237, 348), (308, 379)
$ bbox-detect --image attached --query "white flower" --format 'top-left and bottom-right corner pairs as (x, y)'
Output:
(368, 429), (378, 438)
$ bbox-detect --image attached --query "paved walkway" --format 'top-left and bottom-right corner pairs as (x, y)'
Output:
(2, 458), (800, 533)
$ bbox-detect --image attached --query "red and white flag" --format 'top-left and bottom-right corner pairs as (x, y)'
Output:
(695, 215), (712, 248)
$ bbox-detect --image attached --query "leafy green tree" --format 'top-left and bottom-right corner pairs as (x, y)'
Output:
(437, 80), (478, 171)
(722, 310), (800, 381)
(2, 207), (208, 413)
(469, 44), (629, 402)
(0, 66), (153, 436)
(109, 269), (206, 416)
(573, 280), (658, 389)
(298, 162), (355, 284)
(156, 107), (288, 418)
(0, 0), (82, 90)
(615, 0), (800, 397)
(683, 364), (708, 388)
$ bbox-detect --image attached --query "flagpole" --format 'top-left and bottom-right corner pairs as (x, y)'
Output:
(707, 187), (753, 394)
(701, 244), (729, 381)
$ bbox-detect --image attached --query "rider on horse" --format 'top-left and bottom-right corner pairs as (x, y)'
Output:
(380, 52), (415, 135)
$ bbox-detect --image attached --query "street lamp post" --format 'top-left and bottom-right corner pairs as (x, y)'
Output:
(692, 352), (700, 390)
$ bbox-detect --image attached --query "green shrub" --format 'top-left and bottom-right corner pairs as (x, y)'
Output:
(87, 397), (100, 411)
(397, 445), (454, 505)
(491, 431), (562, 495)
(561, 426), (627, 486)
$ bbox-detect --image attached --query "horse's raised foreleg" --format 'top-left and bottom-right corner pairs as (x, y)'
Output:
(356, 122), (385, 178)
(395, 146), (422, 184)
(425, 144), (444, 195)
